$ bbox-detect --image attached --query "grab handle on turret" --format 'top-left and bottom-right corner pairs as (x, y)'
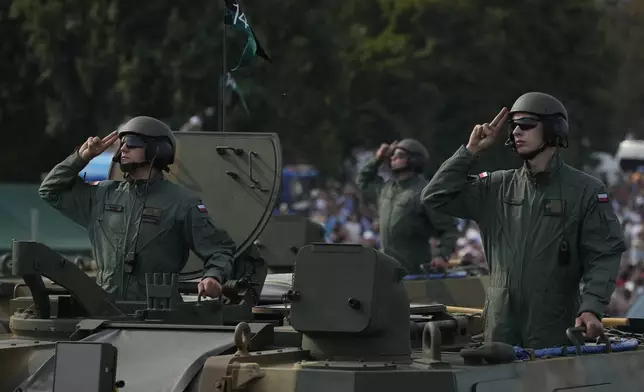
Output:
(421, 322), (450, 368)
(566, 326), (586, 355)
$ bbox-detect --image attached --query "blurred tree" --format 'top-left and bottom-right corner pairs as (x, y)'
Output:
(606, 0), (644, 141)
(0, 0), (48, 182)
(1, 0), (626, 181)
(340, 0), (619, 171)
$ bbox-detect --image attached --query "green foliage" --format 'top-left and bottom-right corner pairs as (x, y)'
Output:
(342, 0), (620, 169)
(0, 0), (49, 181)
(0, 0), (634, 181)
(606, 0), (644, 141)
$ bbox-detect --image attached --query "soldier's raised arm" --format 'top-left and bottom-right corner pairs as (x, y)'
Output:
(356, 142), (396, 203)
(577, 188), (626, 321)
(422, 108), (509, 223)
(39, 132), (119, 228)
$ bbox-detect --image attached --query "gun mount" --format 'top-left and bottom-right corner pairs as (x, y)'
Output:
(8, 240), (257, 340)
(285, 243), (412, 363)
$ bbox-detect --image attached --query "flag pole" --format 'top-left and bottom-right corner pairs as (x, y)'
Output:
(219, 4), (227, 132)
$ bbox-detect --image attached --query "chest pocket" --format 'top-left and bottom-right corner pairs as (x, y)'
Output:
(501, 196), (524, 225)
(138, 207), (177, 250)
(394, 191), (416, 210)
(391, 192), (421, 230)
(98, 203), (127, 235)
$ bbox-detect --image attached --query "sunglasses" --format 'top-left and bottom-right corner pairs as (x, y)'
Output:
(391, 151), (409, 160)
(509, 118), (540, 131)
(120, 135), (147, 149)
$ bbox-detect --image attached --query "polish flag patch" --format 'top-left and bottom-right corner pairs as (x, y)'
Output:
(89, 181), (101, 186)
(197, 203), (208, 213)
(478, 172), (489, 179)
(597, 193), (609, 203)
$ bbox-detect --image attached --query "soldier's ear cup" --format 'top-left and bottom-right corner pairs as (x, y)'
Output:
(552, 117), (569, 138)
(407, 155), (427, 173)
(145, 139), (174, 166)
(545, 116), (568, 147)
(547, 116), (569, 147)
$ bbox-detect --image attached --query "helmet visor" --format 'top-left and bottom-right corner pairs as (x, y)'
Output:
(120, 134), (147, 149)
(509, 117), (540, 132)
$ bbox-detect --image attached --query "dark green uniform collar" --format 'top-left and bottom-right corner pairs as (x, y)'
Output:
(521, 151), (563, 185)
(121, 171), (165, 190)
(127, 170), (163, 183)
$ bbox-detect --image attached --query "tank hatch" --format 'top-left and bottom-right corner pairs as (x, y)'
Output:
(109, 132), (282, 278)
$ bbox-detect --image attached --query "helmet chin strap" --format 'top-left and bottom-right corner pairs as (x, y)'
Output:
(514, 143), (548, 161)
(391, 160), (416, 176)
(391, 166), (410, 174)
(120, 160), (150, 175)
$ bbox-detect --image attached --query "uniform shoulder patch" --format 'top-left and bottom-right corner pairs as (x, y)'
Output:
(197, 201), (208, 213)
(89, 181), (101, 186)
(597, 193), (609, 203)
(478, 172), (489, 179)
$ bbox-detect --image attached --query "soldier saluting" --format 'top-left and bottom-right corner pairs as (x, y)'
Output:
(39, 116), (236, 301)
(422, 92), (625, 349)
(356, 139), (459, 275)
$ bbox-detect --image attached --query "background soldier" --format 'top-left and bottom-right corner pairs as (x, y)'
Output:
(422, 92), (626, 349)
(356, 138), (459, 274)
(39, 116), (236, 301)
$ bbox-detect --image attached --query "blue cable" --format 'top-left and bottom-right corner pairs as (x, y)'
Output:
(403, 271), (469, 280)
(514, 339), (640, 361)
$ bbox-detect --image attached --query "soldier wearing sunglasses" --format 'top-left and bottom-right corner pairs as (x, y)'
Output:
(39, 116), (236, 302)
(422, 92), (625, 349)
(356, 138), (458, 275)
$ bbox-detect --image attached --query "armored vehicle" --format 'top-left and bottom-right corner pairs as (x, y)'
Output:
(4, 239), (644, 392)
(3, 131), (644, 392)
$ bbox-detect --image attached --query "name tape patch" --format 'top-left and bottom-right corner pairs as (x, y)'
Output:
(104, 204), (124, 212)
(597, 193), (609, 203)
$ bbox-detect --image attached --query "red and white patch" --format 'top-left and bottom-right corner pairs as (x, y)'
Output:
(478, 172), (489, 179)
(597, 193), (609, 203)
(89, 181), (101, 186)
(197, 203), (208, 213)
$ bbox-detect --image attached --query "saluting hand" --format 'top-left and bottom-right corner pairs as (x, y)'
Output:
(79, 131), (119, 162)
(466, 107), (509, 155)
(375, 141), (398, 161)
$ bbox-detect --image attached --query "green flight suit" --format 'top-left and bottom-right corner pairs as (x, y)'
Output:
(39, 151), (237, 301)
(356, 156), (459, 274)
(422, 146), (625, 349)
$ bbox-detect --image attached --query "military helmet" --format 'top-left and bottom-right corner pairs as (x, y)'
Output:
(118, 116), (176, 151)
(394, 138), (429, 172)
(115, 116), (176, 168)
(396, 139), (429, 160)
(509, 92), (569, 138)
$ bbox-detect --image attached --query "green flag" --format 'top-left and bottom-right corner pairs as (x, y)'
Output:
(223, 72), (249, 114)
(223, 0), (271, 71)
